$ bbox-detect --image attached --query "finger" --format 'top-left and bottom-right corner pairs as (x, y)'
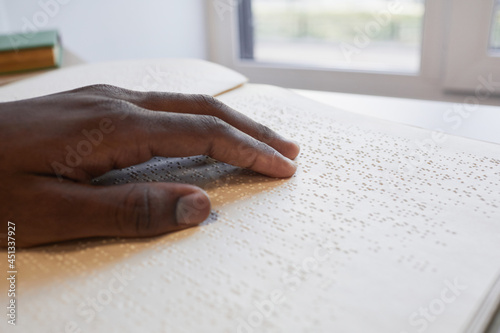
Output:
(14, 178), (211, 247)
(141, 93), (300, 160)
(78, 85), (300, 160)
(35, 96), (297, 180)
(106, 111), (298, 179)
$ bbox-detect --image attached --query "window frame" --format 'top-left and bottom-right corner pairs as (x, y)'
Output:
(207, 0), (500, 102)
(443, 0), (500, 93)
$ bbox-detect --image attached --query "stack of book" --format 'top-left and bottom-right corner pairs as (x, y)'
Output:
(0, 30), (62, 75)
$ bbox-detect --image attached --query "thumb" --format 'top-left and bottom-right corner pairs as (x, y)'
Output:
(17, 180), (211, 247)
(91, 182), (212, 237)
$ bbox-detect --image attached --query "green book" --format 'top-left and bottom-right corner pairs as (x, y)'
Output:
(0, 30), (63, 75)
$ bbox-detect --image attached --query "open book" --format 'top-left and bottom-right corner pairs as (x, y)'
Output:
(0, 59), (499, 333)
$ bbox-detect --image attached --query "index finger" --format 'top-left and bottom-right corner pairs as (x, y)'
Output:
(107, 110), (298, 179)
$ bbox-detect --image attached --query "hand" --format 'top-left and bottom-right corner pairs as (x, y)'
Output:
(0, 84), (299, 247)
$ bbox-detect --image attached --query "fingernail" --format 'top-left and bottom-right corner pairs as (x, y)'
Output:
(175, 191), (211, 226)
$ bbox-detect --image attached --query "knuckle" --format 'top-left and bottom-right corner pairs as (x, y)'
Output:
(137, 91), (171, 107)
(77, 84), (136, 101)
(90, 83), (122, 93)
(80, 84), (119, 94)
(257, 124), (275, 142)
(118, 185), (160, 237)
(196, 115), (231, 158)
(198, 115), (229, 134)
(99, 98), (136, 118)
(242, 141), (265, 169)
(194, 94), (224, 112)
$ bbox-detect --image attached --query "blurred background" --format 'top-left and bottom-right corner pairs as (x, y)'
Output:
(1, 0), (500, 102)
(0, 0), (207, 61)
(251, 0), (425, 72)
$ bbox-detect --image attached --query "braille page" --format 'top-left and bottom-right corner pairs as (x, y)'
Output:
(1, 84), (499, 333)
(0, 58), (248, 102)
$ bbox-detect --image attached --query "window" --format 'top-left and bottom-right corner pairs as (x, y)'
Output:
(248, 0), (425, 73)
(443, 1), (500, 93)
(208, 0), (500, 101)
(491, 0), (500, 51)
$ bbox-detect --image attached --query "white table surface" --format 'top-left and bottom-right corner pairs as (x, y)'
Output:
(294, 89), (500, 145)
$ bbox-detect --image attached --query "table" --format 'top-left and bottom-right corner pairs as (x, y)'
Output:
(294, 89), (500, 145)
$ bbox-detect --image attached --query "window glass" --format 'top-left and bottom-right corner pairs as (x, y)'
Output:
(250, 0), (426, 73)
(491, 0), (500, 51)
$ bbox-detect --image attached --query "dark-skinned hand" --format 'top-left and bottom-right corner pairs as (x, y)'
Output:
(0, 84), (300, 248)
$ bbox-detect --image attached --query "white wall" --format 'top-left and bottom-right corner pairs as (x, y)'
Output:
(2, 0), (207, 62)
(0, 0), (10, 33)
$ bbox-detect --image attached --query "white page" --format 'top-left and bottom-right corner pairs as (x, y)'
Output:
(0, 58), (247, 102)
